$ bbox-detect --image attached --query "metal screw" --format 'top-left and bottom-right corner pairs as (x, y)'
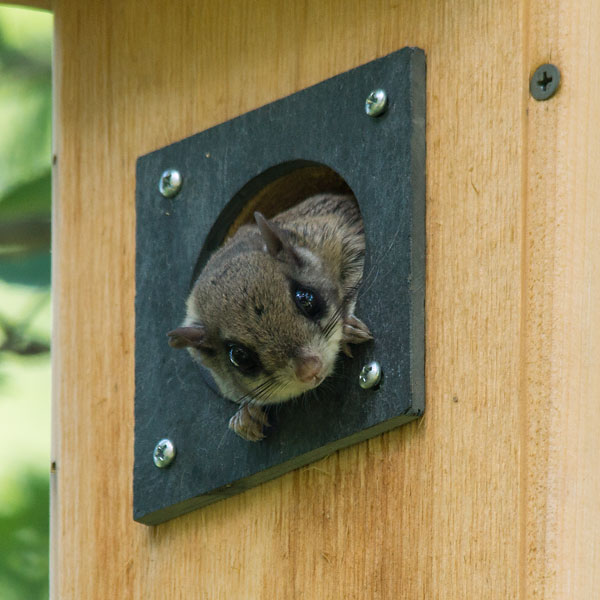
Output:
(365, 89), (388, 117)
(153, 438), (176, 468)
(359, 361), (382, 389)
(158, 169), (182, 198)
(530, 64), (560, 101)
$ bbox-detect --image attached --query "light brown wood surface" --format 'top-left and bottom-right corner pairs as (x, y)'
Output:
(51, 0), (600, 598)
(523, 1), (600, 596)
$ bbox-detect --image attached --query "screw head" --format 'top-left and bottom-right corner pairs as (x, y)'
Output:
(359, 361), (382, 389)
(153, 438), (176, 468)
(158, 169), (182, 198)
(530, 64), (560, 101)
(365, 89), (388, 117)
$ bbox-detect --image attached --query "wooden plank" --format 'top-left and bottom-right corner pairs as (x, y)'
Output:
(50, 0), (599, 598)
(523, 0), (600, 597)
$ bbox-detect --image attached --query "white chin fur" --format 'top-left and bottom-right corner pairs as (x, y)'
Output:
(265, 324), (343, 404)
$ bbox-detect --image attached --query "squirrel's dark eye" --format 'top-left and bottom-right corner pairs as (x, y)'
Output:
(227, 343), (261, 376)
(294, 286), (324, 320)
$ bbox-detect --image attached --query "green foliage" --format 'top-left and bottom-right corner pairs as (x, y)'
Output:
(0, 471), (50, 600)
(0, 6), (52, 192)
(0, 171), (51, 286)
(0, 289), (50, 356)
(0, 6), (52, 288)
(0, 170), (51, 222)
(0, 7), (53, 599)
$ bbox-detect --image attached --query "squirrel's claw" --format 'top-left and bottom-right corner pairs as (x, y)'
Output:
(229, 403), (269, 442)
(342, 314), (373, 346)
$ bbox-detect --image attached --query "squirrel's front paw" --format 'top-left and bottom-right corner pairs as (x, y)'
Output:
(229, 403), (269, 442)
(341, 314), (373, 356)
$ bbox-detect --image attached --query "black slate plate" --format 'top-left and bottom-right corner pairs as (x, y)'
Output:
(134, 47), (426, 524)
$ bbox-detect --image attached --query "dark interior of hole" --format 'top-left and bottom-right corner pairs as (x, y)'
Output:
(190, 161), (355, 288)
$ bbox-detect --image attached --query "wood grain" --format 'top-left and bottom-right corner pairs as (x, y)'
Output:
(523, 0), (600, 597)
(50, 0), (600, 598)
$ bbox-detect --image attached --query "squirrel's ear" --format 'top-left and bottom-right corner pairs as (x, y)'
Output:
(167, 326), (211, 350)
(254, 212), (302, 266)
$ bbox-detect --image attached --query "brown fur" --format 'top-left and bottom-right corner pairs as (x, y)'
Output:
(168, 193), (371, 441)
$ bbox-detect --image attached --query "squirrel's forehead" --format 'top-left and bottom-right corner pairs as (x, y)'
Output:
(214, 253), (283, 282)
(194, 261), (291, 317)
(231, 260), (290, 295)
(195, 256), (280, 295)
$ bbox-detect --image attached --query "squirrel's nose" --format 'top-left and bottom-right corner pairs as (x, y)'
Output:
(294, 354), (323, 384)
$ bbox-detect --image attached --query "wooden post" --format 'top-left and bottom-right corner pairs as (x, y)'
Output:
(48, 0), (600, 597)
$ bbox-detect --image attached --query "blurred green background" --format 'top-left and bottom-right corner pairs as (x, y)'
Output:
(0, 4), (52, 599)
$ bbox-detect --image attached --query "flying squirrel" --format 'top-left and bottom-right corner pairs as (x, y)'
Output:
(167, 193), (372, 441)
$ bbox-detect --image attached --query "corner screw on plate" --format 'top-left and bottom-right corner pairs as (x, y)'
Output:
(158, 169), (182, 198)
(153, 438), (176, 468)
(359, 361), (382, 389)
(530, 64), (560, 101)
(365, 89), (388, 117)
